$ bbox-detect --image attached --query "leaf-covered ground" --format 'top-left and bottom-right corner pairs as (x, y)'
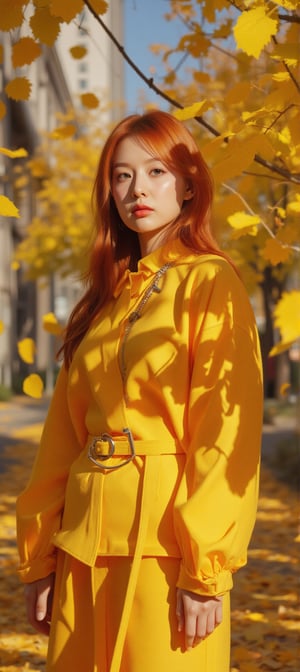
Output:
(0, 403), (299, 671)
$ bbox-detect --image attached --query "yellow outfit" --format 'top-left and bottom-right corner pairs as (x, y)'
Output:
(17, 238), (263, 671)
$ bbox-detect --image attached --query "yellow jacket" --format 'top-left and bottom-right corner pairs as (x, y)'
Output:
(16, 238), (263, 597)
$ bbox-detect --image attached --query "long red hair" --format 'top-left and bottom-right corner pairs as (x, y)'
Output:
(61, 110), (225, 368)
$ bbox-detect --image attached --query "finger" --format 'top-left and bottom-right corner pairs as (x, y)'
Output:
(176, 590), (184, 632)
(215, 599), (223, 626)
(184, 613), (197, 651)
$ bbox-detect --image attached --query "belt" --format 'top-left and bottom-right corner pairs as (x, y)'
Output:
(87, 427), (184, 470)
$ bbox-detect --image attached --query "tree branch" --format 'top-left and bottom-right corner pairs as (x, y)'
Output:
(83, 0), (300, 184)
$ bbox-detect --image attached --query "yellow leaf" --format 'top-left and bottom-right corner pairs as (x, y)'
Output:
(173, 100), (211, 121)
(287, 196), (300, 214)
(0, 2), (24, 30)
(0, 147), (28, 159)
(50, 0), (84, 22)
(0, 320), (4, 334)
(12, 37), (41, 68)
(80, 93), (100, 109)
(0, 195), (19, 218)
(70, 45), (87, 60)
(11, 260), (20, 270)
(233, 7), (278, 59)
(30, 7), (61, 46)
(50, 124), (76, 139)
(227, 212), (260, 238)
(89, 0), (108, 13)
(247, 611), (267, 622)
(261, 238), (291, 265)
(43, 312), (63, 336)
(211, 134), (261, 183)
(271, 42), (300, 65)
(17, 338), (36, 364)
(225, 82), (251, 105)
(273, 291), (300, 344)
(23, 374), (44, 399)
(280, 382), (291, 397)
(5, 77), (32, 102)
(0, 100), (6, 121)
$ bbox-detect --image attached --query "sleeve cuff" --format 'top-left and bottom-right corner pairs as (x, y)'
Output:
(17, 555), (57, 584)
(176, 563), (233, 596)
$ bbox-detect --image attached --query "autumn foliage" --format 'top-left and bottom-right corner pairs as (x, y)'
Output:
(0, 0), (299, 398)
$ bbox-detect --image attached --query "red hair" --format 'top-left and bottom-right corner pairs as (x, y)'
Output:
(61, 110), (225, 368)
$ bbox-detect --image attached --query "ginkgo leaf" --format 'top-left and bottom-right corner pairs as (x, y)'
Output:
(273, 291), (300, 343)
(0, 147), (28, 159)
(17, 338), (36, 364)
(261, 238), (291, 265)
(173, 100), (211, 121)
(233, 7), (278, 59)
(50, 0), (84, 22)
(70, 45), (87, 59)
(280, 382), (290, 397)
(5, 77), (32, 101)
(0, 320), (4, 334)
(0, 3), (24, 30)
(0, 195), (19, 218)
(30, 7), (61, 46)
(12, 37), (41, 68)
(227, 212), (260, 237)
(0, 101), (7, 121)
(89, 0), (108, 13)
(23, 373), (44, 399)
(43, 312), (64, 336)
(80, 93), (100, 109)
(50, 124), (76, 139)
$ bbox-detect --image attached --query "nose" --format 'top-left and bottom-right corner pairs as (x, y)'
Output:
(132, 179), (147, 198)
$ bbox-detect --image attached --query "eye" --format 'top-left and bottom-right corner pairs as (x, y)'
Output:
(150, 167), (166, 176)
(114, 170), (132, 182)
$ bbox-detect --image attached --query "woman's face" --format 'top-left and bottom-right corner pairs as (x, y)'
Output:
(111, 136), (192, 256)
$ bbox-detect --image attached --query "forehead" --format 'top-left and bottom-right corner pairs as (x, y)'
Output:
(112, 136), (159, 164)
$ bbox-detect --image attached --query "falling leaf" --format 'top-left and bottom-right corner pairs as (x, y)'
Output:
(5, 77), (32, 102)
(11, 260), (20, 270)
(50, 124), (77, 139)
(0, 147), (28, 159)
(0, 320), (4, 334)
(0, 195), (19, 218)
(227, 212), (260, 238)
(261, 237), (291, 265)
(50, 0), (84, 22)
(233, 7), (278, 59)
(43, 312), (63, 336)
(12, 37), (42, 68)
(0, 100), (6, 121)
(70, 45), (87, 59)
(280, 382), (291, 397)
(23, 374), (44, 398)
(173, 100), (211, 121)
(80, 92), (100, 109)
(30, 6), (61, 46)
(17, 338), (36, 364)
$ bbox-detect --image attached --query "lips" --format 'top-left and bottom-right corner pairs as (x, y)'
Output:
(132, 204), (153, 218)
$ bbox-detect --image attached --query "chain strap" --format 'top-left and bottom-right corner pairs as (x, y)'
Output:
(119, 262), (173, 398)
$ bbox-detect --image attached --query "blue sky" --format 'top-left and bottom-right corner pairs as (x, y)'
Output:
(124, 0), (192, 112)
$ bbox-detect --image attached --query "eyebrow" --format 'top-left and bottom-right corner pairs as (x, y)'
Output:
(112, 157), (163, 169)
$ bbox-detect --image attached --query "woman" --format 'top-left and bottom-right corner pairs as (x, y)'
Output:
(17, 110), (263, 671)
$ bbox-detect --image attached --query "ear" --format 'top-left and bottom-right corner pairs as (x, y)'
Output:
(183, 184), (194, 201)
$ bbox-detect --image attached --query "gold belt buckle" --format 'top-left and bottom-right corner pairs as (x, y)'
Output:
(88, 427), (136, 470)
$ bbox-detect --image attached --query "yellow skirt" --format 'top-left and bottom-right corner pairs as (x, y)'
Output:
(46, 550), (230, 672)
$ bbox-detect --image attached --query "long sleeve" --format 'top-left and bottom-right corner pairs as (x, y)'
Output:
(16, 366), (83, 582)
(173, 271), (263, 596)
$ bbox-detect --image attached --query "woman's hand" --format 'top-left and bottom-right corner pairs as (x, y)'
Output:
(24, 573), (55, 636)
(176, 588), (223, 650)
